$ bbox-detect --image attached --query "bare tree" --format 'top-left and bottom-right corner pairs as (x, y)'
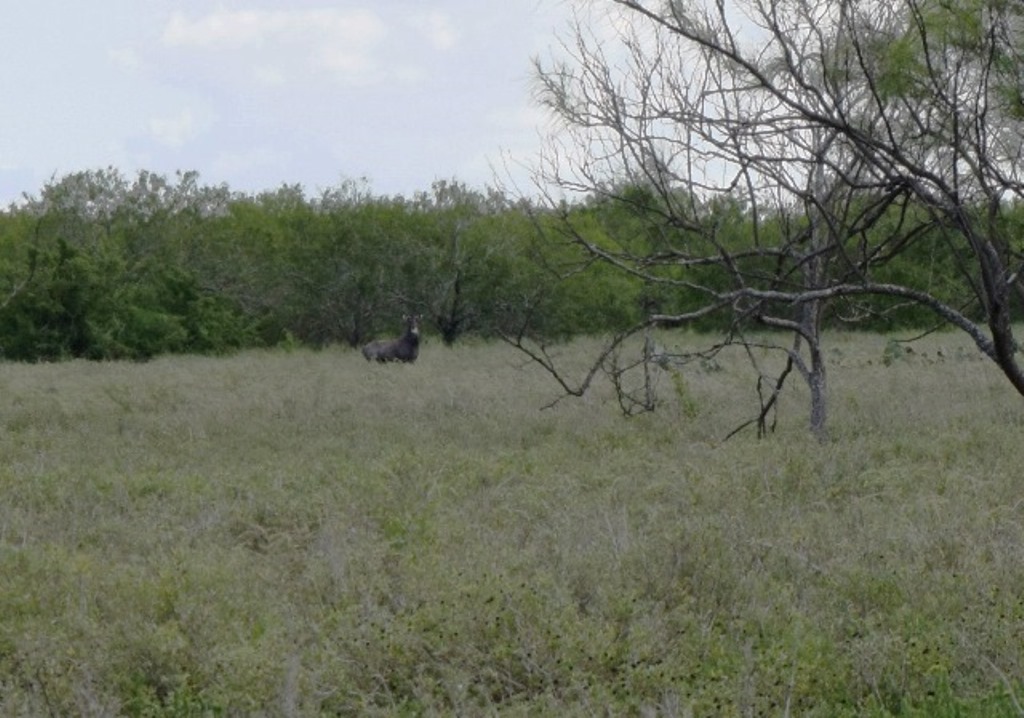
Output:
(520, 0), (1024, 439)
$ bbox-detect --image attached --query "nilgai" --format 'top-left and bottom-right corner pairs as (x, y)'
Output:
(361, 315), (421, 363)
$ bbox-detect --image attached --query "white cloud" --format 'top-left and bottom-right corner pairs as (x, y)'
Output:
(252, 65), (288, 87)
(161, 8), (389, 85)
(210, 146), (293, 178)
(107, 47), (144, 73)
(417, 11), (459, 51)
(313, 45), (378, 80)
(163, 9), (292, 49)
(149, 109), (198, 147)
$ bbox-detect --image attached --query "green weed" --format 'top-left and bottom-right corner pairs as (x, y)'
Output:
(0, 333), (1022, 715)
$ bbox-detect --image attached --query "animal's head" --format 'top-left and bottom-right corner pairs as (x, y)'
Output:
(403, 314), (421, 337)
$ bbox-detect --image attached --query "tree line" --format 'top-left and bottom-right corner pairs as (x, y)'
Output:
(0, 169), (637, 361)
(0, 165), (1016, 365)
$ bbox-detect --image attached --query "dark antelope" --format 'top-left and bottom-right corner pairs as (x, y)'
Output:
(361, 315), (421, 363)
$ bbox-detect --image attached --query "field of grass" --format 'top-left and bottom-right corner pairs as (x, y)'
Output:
(1, 330), (1023, 716)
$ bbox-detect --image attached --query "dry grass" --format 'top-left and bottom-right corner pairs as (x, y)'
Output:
(1, 331), (1023, 716)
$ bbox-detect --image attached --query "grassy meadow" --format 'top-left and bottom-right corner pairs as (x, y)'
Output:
(1, 330), (1023, 716)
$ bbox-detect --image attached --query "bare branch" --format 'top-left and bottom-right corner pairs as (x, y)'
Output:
(524, 0), (1024, 435)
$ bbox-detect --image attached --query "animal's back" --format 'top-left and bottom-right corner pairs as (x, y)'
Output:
(361, 340), (388, 362)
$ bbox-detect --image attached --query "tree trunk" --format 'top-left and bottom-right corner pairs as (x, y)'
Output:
(807, 337), (828, 442)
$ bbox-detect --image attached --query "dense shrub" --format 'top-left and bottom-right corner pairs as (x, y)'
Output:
(0, 169), (1014, 360)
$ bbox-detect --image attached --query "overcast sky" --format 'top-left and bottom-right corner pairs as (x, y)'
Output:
(0, 1), (571, 205)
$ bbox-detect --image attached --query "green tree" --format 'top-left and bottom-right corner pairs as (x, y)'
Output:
(0, 169), (253, 360)
(404, 180), (553, 345)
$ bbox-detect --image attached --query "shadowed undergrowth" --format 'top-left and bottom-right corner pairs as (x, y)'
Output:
(1, 331), (1023, 716)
